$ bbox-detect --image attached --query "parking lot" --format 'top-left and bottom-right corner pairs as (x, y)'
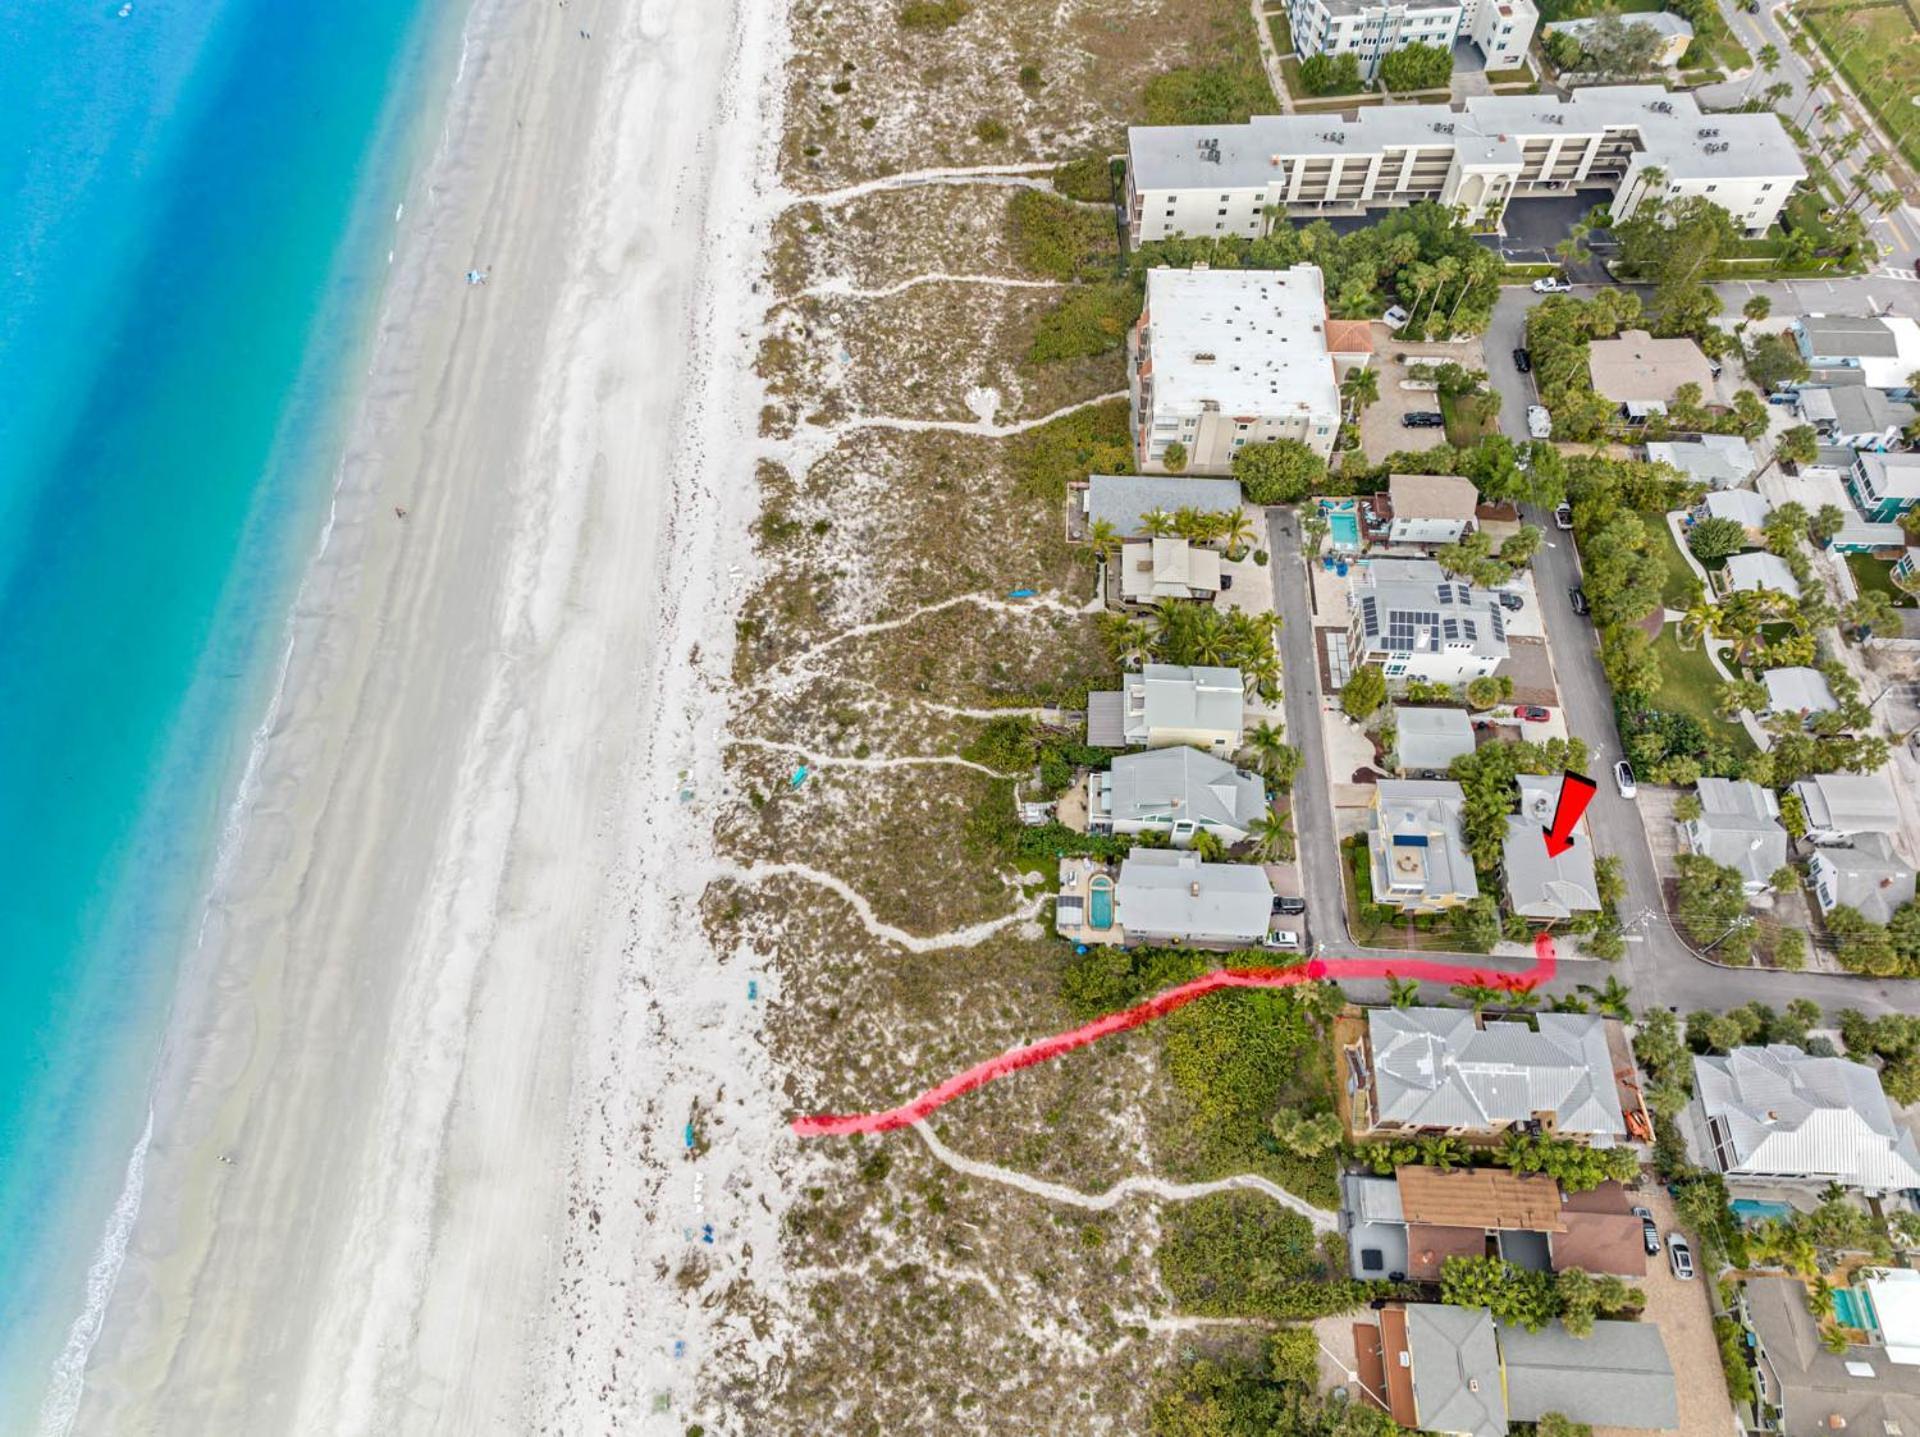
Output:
(1358, 330), (1489, 461)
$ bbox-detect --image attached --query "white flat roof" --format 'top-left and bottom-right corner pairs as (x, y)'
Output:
(1128, 86), (1804, 191)
(1867, 1269), (1920, 1365)
(1145, 265), (1341, 421)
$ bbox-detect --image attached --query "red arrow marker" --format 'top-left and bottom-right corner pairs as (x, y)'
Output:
(1543, 769), (1598, 857)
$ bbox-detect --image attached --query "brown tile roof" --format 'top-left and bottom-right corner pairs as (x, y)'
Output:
(1396, 1165), (1567, 1232)
(1378, 1307), (1421, 1428)
(1406, 1224), (1494, 1282)
(1325, 318), (1375, 355)
(1552, 1210), (1647, 1277)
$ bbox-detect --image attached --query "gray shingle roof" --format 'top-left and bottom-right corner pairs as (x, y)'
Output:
(1369, 1007), (1626, 1138)
(1745, 1275), (1920, 1437)
(1801, 315), (1899, 359)
(1499, 1319), (1678, 1429)
(1693, 1044), (1920, 1189)
(1114, 849), (1272, 942)
(1407, 1305), (1507, 1437)
(1084, 474), (1244, 538)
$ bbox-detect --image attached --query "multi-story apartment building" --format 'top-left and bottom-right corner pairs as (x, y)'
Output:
(1127, 265), (1343, 474)
(1287, 0), (1534, 79)
(1125, 86), (1804, 241)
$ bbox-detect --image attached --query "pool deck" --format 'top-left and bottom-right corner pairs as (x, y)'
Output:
(1055, 856), (1127, 947)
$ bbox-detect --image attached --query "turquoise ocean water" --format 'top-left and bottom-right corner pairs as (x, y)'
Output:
(0, 0), (444, 1412)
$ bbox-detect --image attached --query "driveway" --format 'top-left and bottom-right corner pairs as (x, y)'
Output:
(1488, 191), (1613, 265)
(1609, 1185), (1733, 1437)
(1361, 350), (1449, 461)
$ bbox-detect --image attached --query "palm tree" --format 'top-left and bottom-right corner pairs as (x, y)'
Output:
(1249, 808), (1296, 862)
(1450, 982), (1510, 1015)
(1578, 976), (1634, 1019)
(1086, 517), (1121, 561)
(1386, 975), (1421, 1008)
(1341, 364), (1381, 420)
(1554, 217), (1592, 272)
(1423, 256), (1460, 331)
(1242, 718), (1289, 776)
(1678, 594), (1719, 652)
(1189, 829), (1228, 862)
(1099, 613), (1154, 667)
(1846, 588), (1901, 640)
(1793, 70), (1828, 125)
(1140, 508), (1176, 538)
(1220, 507), (1256, 560)
(1746, 42), (1780, 98)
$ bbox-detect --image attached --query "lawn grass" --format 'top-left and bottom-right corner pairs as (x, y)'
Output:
(1536, 0), (1659, 18)
(1267, 9), (1295, 54)
(1798, 2), (1920, 172)
(1649, 627), (1753, 754)
(1441, 391), (1497, 448)
(1848, 552), (1918, 607)
(1639, 508), (1706, 611)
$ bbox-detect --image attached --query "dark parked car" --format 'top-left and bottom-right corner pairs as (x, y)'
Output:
(1273, 896), (1307, 916)
(1633, 1206), (1661, 1256)
(1401, 411), (1445, 428)
(1512, 347), (1532, 373)
(1517, 705), (1550, 722)
(1568, 587), (1590, 615)
(1497, 591), (1524, 611)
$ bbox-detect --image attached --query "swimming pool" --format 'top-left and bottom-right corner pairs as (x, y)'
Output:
(1730, 1198), (1796, 1225)
(1089, 875), (1114, 930)
(1834, 1288), (1878, 1332)
(1321, 498), (1362, 552)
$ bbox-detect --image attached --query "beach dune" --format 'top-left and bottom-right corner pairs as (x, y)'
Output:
(56, 0), (782, 1431)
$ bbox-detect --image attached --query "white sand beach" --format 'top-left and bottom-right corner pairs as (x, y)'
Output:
(52, 0), (788, 1431)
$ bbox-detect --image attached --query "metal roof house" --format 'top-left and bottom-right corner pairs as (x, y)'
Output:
(1789, 772), (1902, 845)
(1720, 550), (1803, 601)
(1393, 706), (1477, 776)
(1085, 663), (1244, 753)
(1111, 848), (1274, 947)
(1503, 776), (1601, 922)
(1688, 1043), (1920, 1191)
(1744, 1273), (1920, 1437)
(1088, 745), (1267, 847)
(1761, 667), (1839, 722)
(1695, 488), (1771, 538)
(1365, 1304), (1678, 1436)
(1366, 780), (1480, 914)
(1808, 832), (1915, 925)
(1353, 1006), (1628, 1142)
(1117, 536), (1223, 603)
(1649, 434), (1756, 490)
(1682, 778), (1789, 895)
(1348, 561), (1511, 685)
(1794, 314), (1920, 394)
(1844, 451), (1920, 525)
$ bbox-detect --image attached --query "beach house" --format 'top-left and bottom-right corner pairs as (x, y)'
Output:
(1085, 663), (1245, 753)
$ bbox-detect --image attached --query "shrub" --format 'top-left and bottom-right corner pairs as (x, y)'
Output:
(1298, 52), (1364, 96)
(1688, 516), (1748, 561)
(1144, 64), (1277, 125)
(898, 0), (968, 29)
(972, 117), (1008, 144)
(1161, 1194), (1381, 1319)
(1162, 440), (1190, 474)
(1007, 189), (1110, 281)
(1342, 664), (1387, 720)
(1378, 42), (1452, 92)
(1234, 438), (1326, 504)
(1027, 282), (1141, 365)
(1051, 155), (1112, 203)
(1008, 397), (1132, 501)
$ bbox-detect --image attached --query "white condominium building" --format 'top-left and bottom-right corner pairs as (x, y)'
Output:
(1288, 0), (1534, 79)
(1126, 86), (1804, 241)
(1128, 265), (1343, 475)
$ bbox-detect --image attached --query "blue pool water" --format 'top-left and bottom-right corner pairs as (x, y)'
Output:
(1322, 499), (1362, 551)
(1730, 1198), (1797, 1224)
(0, 0), (442, 1412)
(1834, 1288), (1878, 1331)
(1090, 877), (1115, 930)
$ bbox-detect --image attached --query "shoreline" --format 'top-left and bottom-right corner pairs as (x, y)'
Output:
(55, 0), (789, 1430)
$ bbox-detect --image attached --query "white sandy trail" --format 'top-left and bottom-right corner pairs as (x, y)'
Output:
(804, 390), (1127, 443)
(915, 1124), (1338, 1230)
(715, 862), (1042, 951)
(730, 736), (1008, 777)
(776, 163), (1058, 211)
(792, 273), (1065, 302)
(765, 590), (1091, 677)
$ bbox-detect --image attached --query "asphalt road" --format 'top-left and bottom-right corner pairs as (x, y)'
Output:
(1267, 273), (1918, 1017)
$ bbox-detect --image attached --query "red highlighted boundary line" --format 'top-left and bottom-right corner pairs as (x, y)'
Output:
(792, 935), (1557, 1138)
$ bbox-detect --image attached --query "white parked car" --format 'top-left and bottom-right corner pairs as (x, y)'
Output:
(1527, 404), (1552, 439)
(1382, 304), (1410, 330)
(1614, 761), (1638, 799)
(1668, 1234), (1695, 1281)
(1531, 276), (1573, 294)
(1264, 929), (1302, 950)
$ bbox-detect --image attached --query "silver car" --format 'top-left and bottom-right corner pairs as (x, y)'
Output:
(1668, 1234), (1695, 1280)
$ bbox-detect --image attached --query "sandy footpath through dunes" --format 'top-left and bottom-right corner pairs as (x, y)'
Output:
(53, 0), (788, 1432)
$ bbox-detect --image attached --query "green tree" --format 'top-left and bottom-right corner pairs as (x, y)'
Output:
(1268, 1107), (1345, 1157)
(1688, 516), (1748, 561)
(1163, 440), (1190, 474)
(1440, 1255), (1559, 1329)
(1806, 498), (1845, 544)
(1742, 294), (1772, 325)
(1234, 439), (1326, 505)
(1342, 664), (1387, 720)
(1386, 974), (1421, 1008)
(1378, 42), (1453, 92)
(1746, 332), (1810, 392)
(1674, 852), (1750, 952)
(1600, 624), (1662, 701)
(1846, 588), (1902, 640)
(1341, 364), (1381, 418)
(1298, 51), (1362, 95)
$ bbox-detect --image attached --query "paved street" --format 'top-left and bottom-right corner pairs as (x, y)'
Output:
(1269, 271), (1920, 1017)
(1694, 0), (1919, 270)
